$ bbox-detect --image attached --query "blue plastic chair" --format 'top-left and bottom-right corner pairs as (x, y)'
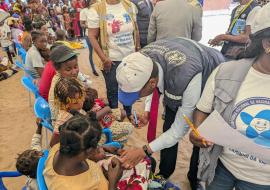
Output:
(21, 76), (39, 99)
(34, 97), (53, 147)
(37, 150), (49, 190)
(34, 97), (53, 133)
(0, 171), (26, 190)
(18, 48), (27, 64)
(15, 42), (22, 50)
(15, 60), (24, 70)
(15, 60), (34, 82)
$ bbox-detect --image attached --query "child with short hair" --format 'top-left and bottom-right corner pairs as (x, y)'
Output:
(16, 120), (43, 190)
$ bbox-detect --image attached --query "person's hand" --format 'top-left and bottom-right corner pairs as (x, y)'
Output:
(108, 158), (123, 187)
(135, 46), (141, 52)
(119, 147), (146, 169)
(103, 145), (119, 154)
(103, 58), (113, 73)
(129, 112), (149, 128)
(209, 34), (226, 46)
(139, 112), (150, 125)
(189, 130), (213, 148)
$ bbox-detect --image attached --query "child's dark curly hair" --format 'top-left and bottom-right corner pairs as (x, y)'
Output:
(83, 88), (98, 112)
(58, 113), (102, 157)
(16, 150), (43, 178)
(54, 77), (85, 109)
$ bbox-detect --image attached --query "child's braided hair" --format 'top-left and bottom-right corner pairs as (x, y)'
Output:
(54, 77), (85, 109)
(58, 113), (102, 156)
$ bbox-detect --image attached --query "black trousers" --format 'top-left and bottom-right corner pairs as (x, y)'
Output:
(101, 61), (132, 116)
(188, 146), (200, 190)
(159, 106), (178, 178)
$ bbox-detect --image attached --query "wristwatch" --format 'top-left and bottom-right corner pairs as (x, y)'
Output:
(143, 145), (152, 157)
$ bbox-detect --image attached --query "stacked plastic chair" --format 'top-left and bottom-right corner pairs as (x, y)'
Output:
(0, 171), (26, 190)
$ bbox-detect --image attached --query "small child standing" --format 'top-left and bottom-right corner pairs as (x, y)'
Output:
(0, 21), (15, 64)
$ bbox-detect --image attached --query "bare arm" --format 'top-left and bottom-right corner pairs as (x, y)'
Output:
(134, 22), (141, 50)
(223, 25), (251, 44)
(210, 25), (251, 46)
(95, 106), (112, 120)
(193, 109), (209, 128)
(88, 28), (108, 63)
(189, 109), (212, 148)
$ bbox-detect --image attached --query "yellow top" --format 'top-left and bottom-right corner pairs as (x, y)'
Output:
(43, 144), (109, 190)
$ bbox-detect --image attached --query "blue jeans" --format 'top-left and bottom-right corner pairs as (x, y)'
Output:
(102, 61), (132, 116)
(206, 161), (270, 190)
(85, 36), (97, 73)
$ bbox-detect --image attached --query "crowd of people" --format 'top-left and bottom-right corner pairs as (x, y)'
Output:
(1, 0), (270, 189)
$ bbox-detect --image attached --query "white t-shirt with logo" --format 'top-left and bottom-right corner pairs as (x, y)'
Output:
(87, 3), (137, 61)
(197, 64), (270, 186)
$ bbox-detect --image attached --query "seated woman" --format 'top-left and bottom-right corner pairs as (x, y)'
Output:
(44, 114), (122, 190)
(48, 45), (91, 122)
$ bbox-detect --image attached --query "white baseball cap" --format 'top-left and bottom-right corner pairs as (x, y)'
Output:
(251, 2), (270, 34)
(116, 52), (154, 106)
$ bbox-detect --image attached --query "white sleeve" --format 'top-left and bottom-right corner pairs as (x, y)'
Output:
(144, 93), (153, 112)
(31, 134), (42, 151)
(246, 6), (261, 26)
(87, 8), (100, 28)
(149, 73), (202, 152)
(32, 51), (44, 68)
(80, 9), (87, 21)
(196, 68), (218, 113)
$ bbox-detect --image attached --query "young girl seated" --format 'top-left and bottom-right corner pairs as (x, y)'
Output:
(44, 114), (122, 190)
(50, 78), (132, 147)
(83, 88), (133, 144)
(16, 115), (151, 190)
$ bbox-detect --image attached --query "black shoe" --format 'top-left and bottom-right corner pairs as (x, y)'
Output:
(93, 71), (99, 76)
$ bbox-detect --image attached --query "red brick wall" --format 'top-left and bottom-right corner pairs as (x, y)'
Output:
(203, 0), (231, 10)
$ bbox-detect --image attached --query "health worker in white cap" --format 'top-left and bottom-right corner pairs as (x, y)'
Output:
(190, 3), (270, 189)
(116, 37), (225, 182)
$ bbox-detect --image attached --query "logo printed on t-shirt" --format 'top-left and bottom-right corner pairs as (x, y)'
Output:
(231, 97), (270, 148)
(123, 13), (131, 23)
